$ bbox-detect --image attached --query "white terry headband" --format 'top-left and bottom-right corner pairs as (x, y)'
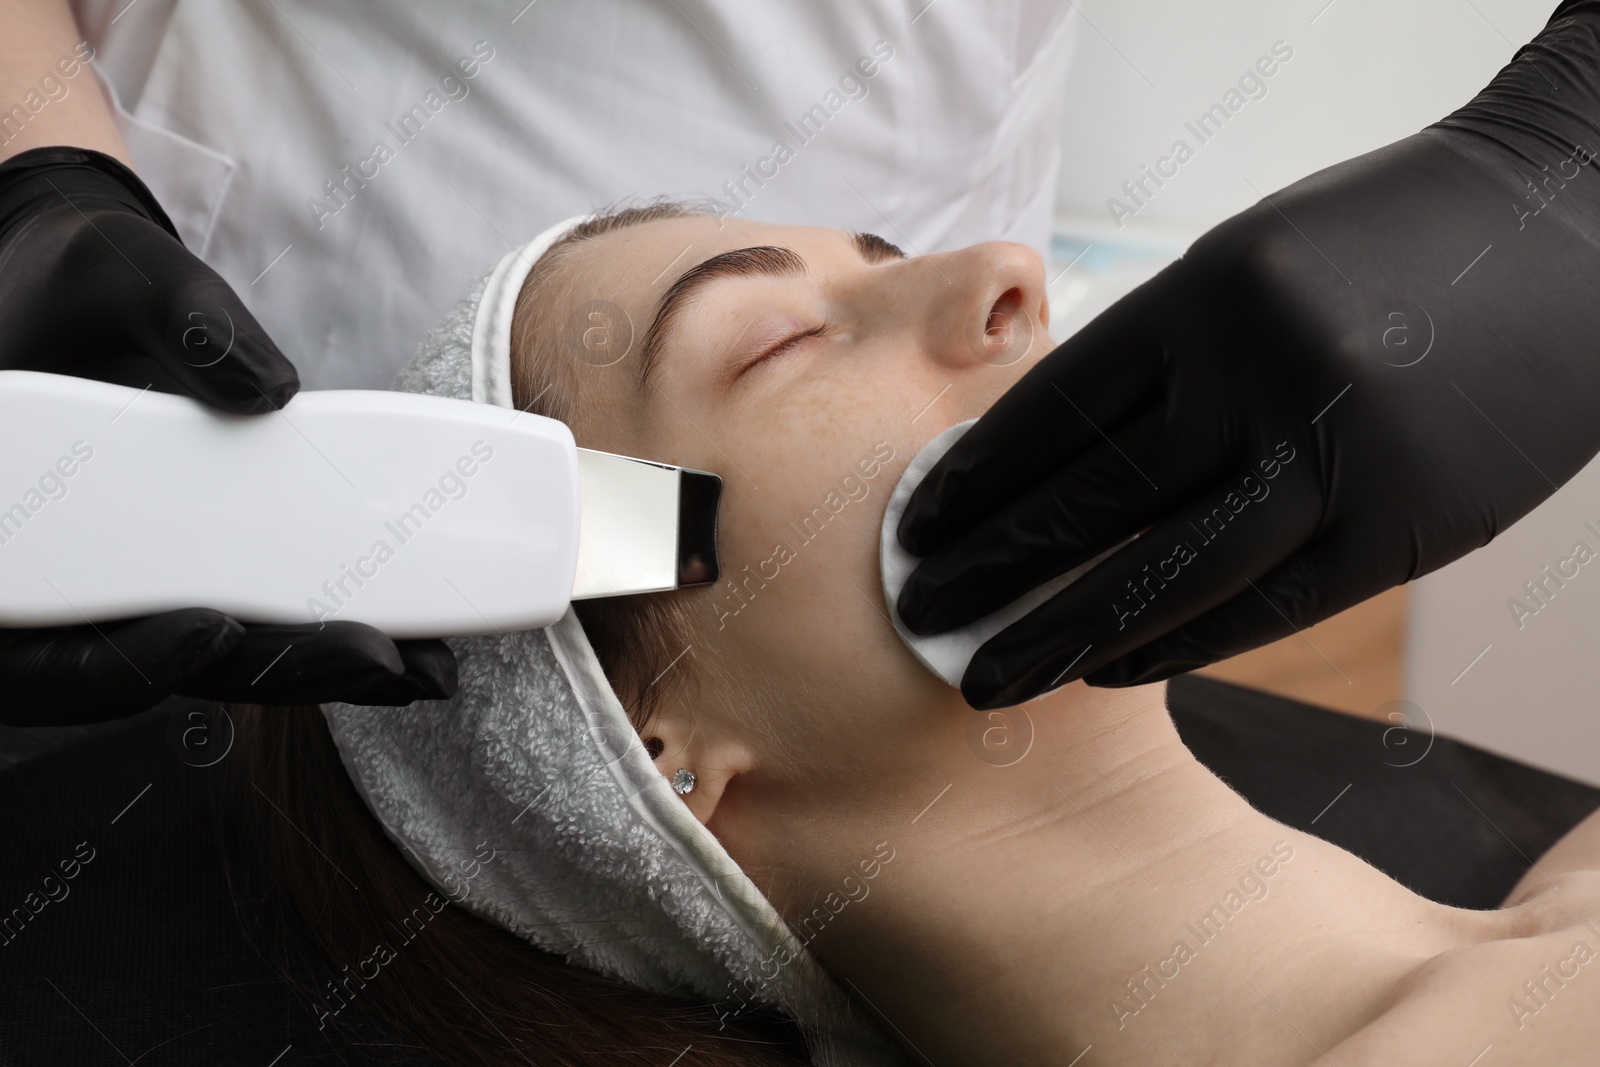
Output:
(323, 216), (909, 1066)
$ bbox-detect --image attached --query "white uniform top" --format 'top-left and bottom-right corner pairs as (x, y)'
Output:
(70, 0), (1078, 391)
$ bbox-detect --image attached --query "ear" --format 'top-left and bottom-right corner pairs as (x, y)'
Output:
(642, 698), (756, 828)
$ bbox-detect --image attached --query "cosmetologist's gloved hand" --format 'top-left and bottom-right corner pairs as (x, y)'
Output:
(0, 146), (457, 725)
(896, 0), (1600, 710)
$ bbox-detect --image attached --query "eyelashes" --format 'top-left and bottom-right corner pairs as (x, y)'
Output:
(743, 320), (829, 377)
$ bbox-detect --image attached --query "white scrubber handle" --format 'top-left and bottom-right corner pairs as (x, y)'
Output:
(0, 370), (579, 638)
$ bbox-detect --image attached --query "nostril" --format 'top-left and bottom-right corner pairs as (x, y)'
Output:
(985, 309), (1011, 347)
(980, 287), (1032, 366)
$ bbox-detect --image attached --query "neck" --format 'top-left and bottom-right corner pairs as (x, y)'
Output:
(750, 682), (1494, 1066)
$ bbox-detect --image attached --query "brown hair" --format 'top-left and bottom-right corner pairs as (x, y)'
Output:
(219, 199), (814, 1066)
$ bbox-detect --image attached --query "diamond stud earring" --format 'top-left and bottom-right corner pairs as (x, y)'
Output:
(671, 767), (697, 795)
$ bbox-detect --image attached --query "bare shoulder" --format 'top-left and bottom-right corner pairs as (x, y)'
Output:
(1327, 818), (1600, 1067)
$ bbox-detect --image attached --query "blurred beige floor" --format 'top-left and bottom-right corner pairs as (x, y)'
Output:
(1196, 587), (1406, 722)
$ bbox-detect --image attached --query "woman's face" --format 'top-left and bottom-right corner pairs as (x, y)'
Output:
(552, 214), (1053, 802)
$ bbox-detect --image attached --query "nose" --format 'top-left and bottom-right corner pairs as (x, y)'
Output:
(918, 241), (1049, 371)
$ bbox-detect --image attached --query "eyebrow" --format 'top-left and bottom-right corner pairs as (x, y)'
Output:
(635, 231), (905, 390)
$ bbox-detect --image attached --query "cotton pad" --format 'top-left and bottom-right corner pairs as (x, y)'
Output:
(880, 420), (1140, 691)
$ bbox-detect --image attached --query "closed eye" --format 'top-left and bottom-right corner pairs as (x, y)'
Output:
(739, 320), (829, 379)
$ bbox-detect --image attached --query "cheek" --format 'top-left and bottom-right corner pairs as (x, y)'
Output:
(714, 386), (888, 595)
(637, 352), (980, 744)
(716, 351), (925, 501)
(700, 551), (935, 774)
(693, 417), (949, 739)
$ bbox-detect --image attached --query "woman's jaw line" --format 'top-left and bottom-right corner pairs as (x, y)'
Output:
(723, 677), (1194, 918)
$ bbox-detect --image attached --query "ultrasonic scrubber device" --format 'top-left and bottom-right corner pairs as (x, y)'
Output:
(0, 371), (719, 637)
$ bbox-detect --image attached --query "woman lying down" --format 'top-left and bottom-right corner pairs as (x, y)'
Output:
(227, 200), (1600, 1067)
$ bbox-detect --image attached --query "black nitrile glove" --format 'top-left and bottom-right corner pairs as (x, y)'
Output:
(896, 1), (1600, 709)
(0, 147), (456, 725)
(0, 146), (297, 409)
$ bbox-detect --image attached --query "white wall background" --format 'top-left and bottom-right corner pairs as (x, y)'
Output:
(1053, 0), (1551, 238)
(1045, 0), (1600, 785)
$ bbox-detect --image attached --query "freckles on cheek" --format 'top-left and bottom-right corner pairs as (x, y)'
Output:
(728, 379), (897, 486)
(687, 376), (963, 712)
